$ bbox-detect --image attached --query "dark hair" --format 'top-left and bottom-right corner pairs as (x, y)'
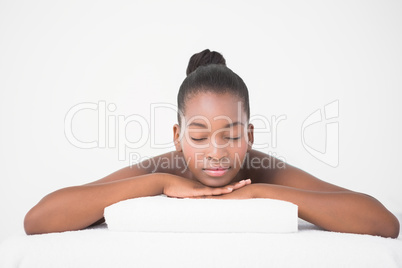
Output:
(177, 49), (250, 126)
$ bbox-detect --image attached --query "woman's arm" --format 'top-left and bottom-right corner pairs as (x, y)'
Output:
(252, 183), (400, 238)
(24, 173), (167, 235)
(24, 152), (174, 234)
(196, 182), (399, 238)
(24, 170), (250, 235)
(235, 150), (400, 238)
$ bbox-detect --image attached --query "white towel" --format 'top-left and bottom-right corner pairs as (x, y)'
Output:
(2, 214), (402, 267)
(104, 194), (298, 233)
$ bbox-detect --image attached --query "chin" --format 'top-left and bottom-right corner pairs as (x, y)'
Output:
(197, 176), (233, 188)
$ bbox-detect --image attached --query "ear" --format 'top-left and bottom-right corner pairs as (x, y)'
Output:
(173, 124), (182, 152)
(247, 123), (254, 151)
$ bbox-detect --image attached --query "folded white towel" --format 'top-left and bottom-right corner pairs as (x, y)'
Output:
(105, 194), (298, 233)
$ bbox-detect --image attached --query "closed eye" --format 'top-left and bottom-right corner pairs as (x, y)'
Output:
(226, 137), (240, 140)
(191, 137), (240, 141)
(191, 138), (207, 141)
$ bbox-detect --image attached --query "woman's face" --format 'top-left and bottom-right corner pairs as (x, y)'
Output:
(173, 91), (254, 187)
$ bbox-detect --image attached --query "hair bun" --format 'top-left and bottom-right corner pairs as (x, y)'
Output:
(186, 49), (226, 76)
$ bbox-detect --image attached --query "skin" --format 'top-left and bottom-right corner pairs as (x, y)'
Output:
(24, 91), (400, 238)
(172, 91), (253, 188)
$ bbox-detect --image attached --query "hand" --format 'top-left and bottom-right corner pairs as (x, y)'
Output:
(188, 184), (258, 199)
(163, 175), (251, 198)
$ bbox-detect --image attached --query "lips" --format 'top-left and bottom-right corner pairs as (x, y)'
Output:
(202, 167), (230, 177)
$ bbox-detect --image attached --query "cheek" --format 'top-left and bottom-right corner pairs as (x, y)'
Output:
(181, 140), (202, 167)
(182, 139), (198, 155)
(228, 139), (249, 164)
(231, 137), (249, 151)
(231, 147), (248, 165)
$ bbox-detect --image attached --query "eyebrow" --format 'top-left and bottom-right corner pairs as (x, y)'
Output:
(187, 121), (245, 128)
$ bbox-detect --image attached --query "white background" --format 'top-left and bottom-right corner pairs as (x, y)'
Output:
(0, 0), (401, 242)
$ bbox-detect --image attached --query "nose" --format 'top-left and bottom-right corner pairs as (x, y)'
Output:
(205, 140), (229, 161)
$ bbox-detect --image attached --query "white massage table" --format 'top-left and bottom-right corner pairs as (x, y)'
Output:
(0, 198), (401, 268)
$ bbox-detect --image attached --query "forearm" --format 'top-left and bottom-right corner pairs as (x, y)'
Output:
(24, 173), (168, 235)
(254, 183), (400, 238)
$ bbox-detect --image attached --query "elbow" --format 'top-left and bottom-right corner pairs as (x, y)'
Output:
(24, 209), (37, 235)
(358, 194), (400, 238)
(370, 212), (400, 239)
(381, 214), (400, 239)
(24, 206), (44, 235)
(24, 211), (35, 235)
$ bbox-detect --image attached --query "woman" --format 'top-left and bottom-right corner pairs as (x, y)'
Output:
(24, 49), (400, 238)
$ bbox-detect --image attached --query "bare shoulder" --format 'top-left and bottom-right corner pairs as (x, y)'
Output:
(245, 149), (350, 192)
(242, 149), (286, 183)
(85, 151), (188, 185)
(148, 151), (190, 177)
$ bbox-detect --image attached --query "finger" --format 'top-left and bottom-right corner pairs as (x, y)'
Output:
(206, 186), (233, 196)
(188, 196), (205, 199)
(226, 181), (243, 190)
(231, 179), (252, 190)
(200, 195), (220, 199)
(188, 194), (220, 199)
(192, 186), (231, 197)
(233, 180), (246, 189)
(200, 193), (235, 199)
(196, 179), (251, 197)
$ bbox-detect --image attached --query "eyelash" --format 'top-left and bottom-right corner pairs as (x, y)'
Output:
(191, 137), (240, 141)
